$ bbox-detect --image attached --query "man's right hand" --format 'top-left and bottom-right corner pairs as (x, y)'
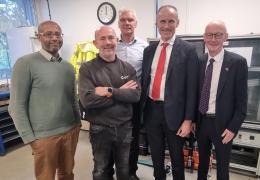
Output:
(191, 123), (196, 135)
(120, 80), (138, 89)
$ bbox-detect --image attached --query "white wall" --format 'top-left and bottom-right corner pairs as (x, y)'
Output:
(185, 0), (260, 35)
(36, 0), (156, 60)
(160, 0), (260, 35)
(36, 0), (260, 60)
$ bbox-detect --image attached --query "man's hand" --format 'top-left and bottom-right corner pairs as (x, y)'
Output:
(221, 129), (235, 144)
(120, 80), (138, 89)
(191, 123), (196, 135)
(95, 87), (111, 97)
(176, 120), (192, 137)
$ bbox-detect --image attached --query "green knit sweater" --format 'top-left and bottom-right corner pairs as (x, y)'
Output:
(9, 52), (81, 144)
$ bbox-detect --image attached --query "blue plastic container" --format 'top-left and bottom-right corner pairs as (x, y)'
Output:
(0, 131), (6, 155)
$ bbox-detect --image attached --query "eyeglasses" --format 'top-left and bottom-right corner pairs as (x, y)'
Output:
(204, 32), (225, 40)
(39, 32), (64, 38)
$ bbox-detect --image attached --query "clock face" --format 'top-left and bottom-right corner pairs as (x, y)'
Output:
(97, 2), (116, 25)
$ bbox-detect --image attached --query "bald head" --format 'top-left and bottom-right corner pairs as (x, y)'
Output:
(94, 26), (118, 62)
(205, 20), (227, 34)
(94, 26), (116, 40)
(204, 20), (228, 57)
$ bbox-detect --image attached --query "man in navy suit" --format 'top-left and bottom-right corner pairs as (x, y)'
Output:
(140, 5), (199, 180)
(195, 20), (248, 180)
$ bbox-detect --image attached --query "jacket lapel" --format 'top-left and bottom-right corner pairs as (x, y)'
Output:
(166, 38), (180, 81)
(143, 42), (158, 89)
(147, 42), (159, 74)
(217, 51), (232, 98)
(200, 54), (208, 91)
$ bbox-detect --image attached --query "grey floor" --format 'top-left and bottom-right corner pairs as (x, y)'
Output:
(0, 130), (258, 180)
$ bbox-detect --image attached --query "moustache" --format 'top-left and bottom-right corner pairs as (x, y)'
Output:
(104, 45), (115, 49)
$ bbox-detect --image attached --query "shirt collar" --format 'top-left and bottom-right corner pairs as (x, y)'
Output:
(159, 34), (176, 46)
(119, 35), (137, 45)
(208, 48), (224, 63)
(39, 49), (62, 62)
(97, 54), (117, 63)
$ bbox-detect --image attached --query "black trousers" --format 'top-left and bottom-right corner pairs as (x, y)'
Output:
(90, 123), (132, 180)
(108, 103), (141, 176)
(197, 115), (232, 180)
(129, 102), (141, 174)
(144, 98), (185, 180)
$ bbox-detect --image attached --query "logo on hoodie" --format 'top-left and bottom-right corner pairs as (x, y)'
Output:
(121, 75), (129, 80)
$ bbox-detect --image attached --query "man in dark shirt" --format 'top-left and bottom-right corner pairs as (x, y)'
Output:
(79, 26), (141, 180)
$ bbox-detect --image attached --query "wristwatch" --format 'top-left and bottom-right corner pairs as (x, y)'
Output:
(107, 87), (113, 93)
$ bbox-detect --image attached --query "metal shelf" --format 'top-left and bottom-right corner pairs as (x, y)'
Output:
(212, 160), (258, 173)
(231, 128), (260, 176)
(0, 103), (21, 156)
(1, 129), (17, 136)
(0, 122), (14, 129)
(242, 123), (260, 130)
(3, 134), (21, 143)
(230, 162), (257, 173)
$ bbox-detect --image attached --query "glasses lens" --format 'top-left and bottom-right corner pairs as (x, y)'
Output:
(41, 32), (63, 38)
(215, 33), (223, 39)
(205, 33), (224, 39)
(205, 33), (213, 39)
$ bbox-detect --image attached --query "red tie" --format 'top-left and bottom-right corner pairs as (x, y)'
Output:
(151, 43), (169, 100)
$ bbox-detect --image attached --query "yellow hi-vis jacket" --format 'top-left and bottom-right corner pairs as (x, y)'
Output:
(70, 41), (99, 79)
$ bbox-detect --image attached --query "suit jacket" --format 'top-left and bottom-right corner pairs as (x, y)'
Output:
(140, 37), (199, 131)
(197, 50), (248, 135)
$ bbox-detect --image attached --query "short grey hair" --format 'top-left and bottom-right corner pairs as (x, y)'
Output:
(118, 8), (137, 20)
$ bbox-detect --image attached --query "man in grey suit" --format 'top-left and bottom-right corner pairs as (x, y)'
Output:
(195, 20), (248, 180)
(140, 5), (199, 180)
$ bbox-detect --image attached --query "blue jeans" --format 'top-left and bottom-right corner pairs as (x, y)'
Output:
(89, 123), (132, 180)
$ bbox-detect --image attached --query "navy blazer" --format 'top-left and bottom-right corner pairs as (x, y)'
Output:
(197, 50), (248, 135)
(140, 37), (199, 131)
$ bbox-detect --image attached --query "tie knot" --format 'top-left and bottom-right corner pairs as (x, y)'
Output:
(209, 58), (215, 64)
(162, 43), (169, 48)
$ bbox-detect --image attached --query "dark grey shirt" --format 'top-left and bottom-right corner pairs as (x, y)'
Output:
(79, 55), (141, 126)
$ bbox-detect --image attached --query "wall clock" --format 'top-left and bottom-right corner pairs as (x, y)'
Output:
(97, 2), (116, 25)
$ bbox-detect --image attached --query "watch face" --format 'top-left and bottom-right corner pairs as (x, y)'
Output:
(97, 2), (116, 25)
(108, 87), (113, 93)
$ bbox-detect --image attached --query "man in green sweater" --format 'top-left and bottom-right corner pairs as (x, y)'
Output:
(8, 20), (81, 180)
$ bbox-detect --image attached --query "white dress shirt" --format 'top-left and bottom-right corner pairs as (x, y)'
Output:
(116, 37), (148, 81)
(149, 35), (176, 101)
(207, 48), (224, 114)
